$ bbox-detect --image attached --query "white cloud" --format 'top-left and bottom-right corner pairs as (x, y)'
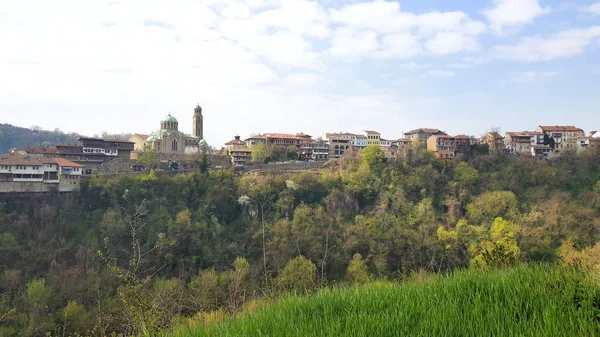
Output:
(483, 0), (550, 32)
(583, 2), (600, 15)
(327, 1), (485, 59)
(328, 29), (379, 57)
(329, 1), (414, 33)
(425, 32), (478, 55)
(378, 33), (422, 58)
(221, 3), (251, 18)
(3, 0), (599, 147)
(285, 73), (320, 86)
(330, 1), (485, 35)
(424, 70), (455, 78)
(495, 26), (600, 61)
(514, 71), (559, 82)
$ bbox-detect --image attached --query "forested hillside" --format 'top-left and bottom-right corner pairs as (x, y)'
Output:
(0, 145), (599, 336)
(0, 124), (81, 153)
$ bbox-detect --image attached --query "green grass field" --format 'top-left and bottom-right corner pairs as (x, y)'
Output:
(172, 266), (600, 337)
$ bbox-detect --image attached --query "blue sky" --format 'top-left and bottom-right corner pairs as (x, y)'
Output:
(1, 0), (599, 146)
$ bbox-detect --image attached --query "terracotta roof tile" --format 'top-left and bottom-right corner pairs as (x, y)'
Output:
(134, 134), (150, 141)
(404, 128), (444, 135)
(538, 125), (584, 132)
(55, 158), (84, 167)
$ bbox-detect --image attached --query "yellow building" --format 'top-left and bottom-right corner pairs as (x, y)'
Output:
(365, 131), (381, 146)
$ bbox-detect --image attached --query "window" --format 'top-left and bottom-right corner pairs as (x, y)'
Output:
(171, 139), (178, 152)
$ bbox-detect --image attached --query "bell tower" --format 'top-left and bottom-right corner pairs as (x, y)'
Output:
(193, 103), (203, 140)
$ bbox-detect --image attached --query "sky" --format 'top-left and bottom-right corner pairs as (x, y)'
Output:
(1, 0), (599, 146)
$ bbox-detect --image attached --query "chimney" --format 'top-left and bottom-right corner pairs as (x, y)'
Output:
(235, 135), (240, 141)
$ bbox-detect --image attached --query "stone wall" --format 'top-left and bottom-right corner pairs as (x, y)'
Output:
(95, 158), (138, 174)
(0, 181), (60, 193)
(242, 161), (324, 172)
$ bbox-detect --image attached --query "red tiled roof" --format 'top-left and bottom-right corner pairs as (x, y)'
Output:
(364, 130), (381, 134)
(263, 133), (297, 139)
(55, 158), (84, 167)
(14, 146), (59, 154)
(0, 152), (26, 160)
(0, 158), (84, 167)
(134, 134), (149, 141)
(245, 135), (267, 140)
(507, 131), (543, 137)
(538, 125), (583, 132)
(405, 128), (443, 135)
(455, 135), (471, 139)
(225, 139), (246, 145)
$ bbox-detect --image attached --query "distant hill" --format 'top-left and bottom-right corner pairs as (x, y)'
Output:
(0, 124), (82, 154)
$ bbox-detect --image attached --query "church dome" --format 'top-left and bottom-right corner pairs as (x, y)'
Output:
(162, 113), (178, 123)
(199, 139), (208, 147)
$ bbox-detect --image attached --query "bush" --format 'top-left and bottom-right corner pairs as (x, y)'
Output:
(277, 256), (317, 294)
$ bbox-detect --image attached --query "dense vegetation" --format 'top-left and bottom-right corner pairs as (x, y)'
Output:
(0, 145), (599, 336)
(0, 124), (131, 153)
(174, 266), (600, 337)
(0, 124), (81, 153)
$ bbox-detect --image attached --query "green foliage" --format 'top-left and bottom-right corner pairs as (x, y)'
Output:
(0, 123), (81, 153)
(346, 254), (371, 284)
(138, 145), (159, 169)
(1, 150), (600, 335)
(190, 269), (222, 313)
(466, 191), (519, 225)
(176, 266), (600, 337)
(60, 301), (89, 334)
(361, 145), (385, 176)
(277, 256), (317, 294)
(251, 143), (271, 163)
(26, 278), (50, 309)
(453, 162), (479, 188)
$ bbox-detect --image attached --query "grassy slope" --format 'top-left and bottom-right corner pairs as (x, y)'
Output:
(173, 266), (600, 337)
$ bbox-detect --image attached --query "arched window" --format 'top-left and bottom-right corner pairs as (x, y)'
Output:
(172, 139), (178, 152)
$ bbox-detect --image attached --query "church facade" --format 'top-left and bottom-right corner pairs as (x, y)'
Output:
(134, 104), (206, 156)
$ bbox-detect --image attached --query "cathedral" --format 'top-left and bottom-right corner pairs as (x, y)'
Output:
(133, 104), (206, 155)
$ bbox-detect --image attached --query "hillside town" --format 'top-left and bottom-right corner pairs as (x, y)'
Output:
(1, 103), (599, 193)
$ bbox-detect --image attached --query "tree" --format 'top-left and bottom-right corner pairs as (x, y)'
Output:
(252, 143), (269, 164)
(25, 278), (53, 335)
(138, 145), (159, 170)
(361, 145), (384, 176)
(472, 217), (521, 269)
(277, 256), (317, 294)
(226, 257), (250, 312)
(60, 301), (89, 335)
(189, 269), (222, 312)
(454, 162), (479, 188)
(543, 132), (556, 149)
(288, 145), (298, 159)
(346, 254), (371, 285)
(466, 191), (519, 225)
